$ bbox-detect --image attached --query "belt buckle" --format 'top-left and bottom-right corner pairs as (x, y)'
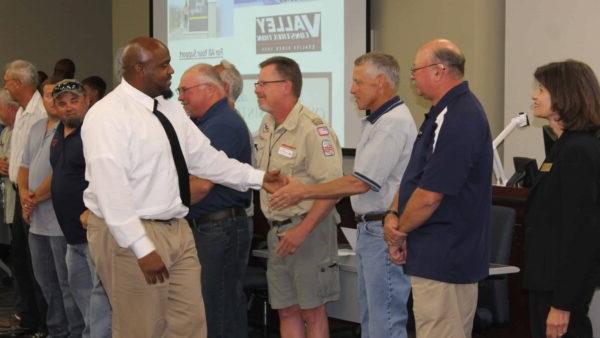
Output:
(355, 214), (367, 223)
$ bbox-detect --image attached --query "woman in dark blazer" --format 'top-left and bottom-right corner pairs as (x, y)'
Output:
(524, 60), (600, 338)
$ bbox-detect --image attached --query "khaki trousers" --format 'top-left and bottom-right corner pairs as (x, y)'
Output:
(411, 276), (478, 338)
(87, 213), (206, 338)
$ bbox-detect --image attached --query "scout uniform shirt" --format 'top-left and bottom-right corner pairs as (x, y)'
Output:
(255, 102), (343, 221)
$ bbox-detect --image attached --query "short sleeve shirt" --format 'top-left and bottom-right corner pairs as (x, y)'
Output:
(255, 102), (343, 221)
(188, 98), (252, 217)
(398, 81), (493, 283)
(351, 96), (417, 215)
(50, 123), (88, 244)
(21, 118), (62, 237)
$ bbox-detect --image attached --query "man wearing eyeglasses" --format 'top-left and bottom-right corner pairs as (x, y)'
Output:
(268, 52), (417, 338)
(177, 63), (253, 338)
(254, 56), (343, 338)
(384, 39), (493, 338)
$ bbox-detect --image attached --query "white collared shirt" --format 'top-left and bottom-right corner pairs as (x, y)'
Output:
(9, 91), (46, 183)
(82, 79), (265, 258)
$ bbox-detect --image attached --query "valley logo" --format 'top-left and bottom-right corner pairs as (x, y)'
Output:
(256, 12), (321, 54)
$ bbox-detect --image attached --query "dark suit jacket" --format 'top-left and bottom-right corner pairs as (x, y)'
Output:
(523, 130), (600, 311)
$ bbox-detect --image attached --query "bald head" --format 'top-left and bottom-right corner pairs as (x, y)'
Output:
(418, 39), (465, 77)
(182, 64), (225, 92)
(178, 63), (228, 118)
(121, 37), (174, 98)
(412, 39), (466, 105)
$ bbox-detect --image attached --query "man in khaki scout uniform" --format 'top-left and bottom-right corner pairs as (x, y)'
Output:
(254, 56), (343, 338)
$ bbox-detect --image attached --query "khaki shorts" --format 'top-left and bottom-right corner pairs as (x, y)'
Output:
(266, 213), (340, 310)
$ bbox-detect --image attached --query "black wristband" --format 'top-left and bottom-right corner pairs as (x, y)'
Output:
(384, 209), (399, 218)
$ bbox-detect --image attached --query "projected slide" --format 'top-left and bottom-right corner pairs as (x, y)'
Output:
(154, 0), (367, 147)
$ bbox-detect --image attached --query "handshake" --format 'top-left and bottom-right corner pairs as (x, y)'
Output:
(261, 170), (308, 210)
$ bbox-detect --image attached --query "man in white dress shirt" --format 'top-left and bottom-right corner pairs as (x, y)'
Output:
(81, 36), (283, 338)
(3, 60), (47, 335)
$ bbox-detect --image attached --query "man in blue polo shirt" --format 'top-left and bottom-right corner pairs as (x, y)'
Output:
(384, 39), (493, 338)
(50, 79), (111, 338)
(177, 64), (253, 338)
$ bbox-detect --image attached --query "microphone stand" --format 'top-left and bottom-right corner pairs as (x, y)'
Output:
(493, 112), (529, 186)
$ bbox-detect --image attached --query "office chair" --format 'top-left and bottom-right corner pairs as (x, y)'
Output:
(243, 237), (270, 338)
(477, 205), (516, 327)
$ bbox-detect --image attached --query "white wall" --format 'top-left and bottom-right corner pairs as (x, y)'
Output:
(0, 1), (112, 88)
(505, 1), (600, 334)
(504, 0), (600, 175)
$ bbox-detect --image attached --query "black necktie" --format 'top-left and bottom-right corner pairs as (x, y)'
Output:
(152, 99), (191, 207)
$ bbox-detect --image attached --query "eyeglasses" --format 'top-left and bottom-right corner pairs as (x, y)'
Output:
(410, 63), (441, 75)
(176, 83), (210, 95)
(254, 80), (286, 88)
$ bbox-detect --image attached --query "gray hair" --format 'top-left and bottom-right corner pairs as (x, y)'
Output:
(0, 89), (19, 108)
(217, 59), (243, 101)
(432, 47), (465, 76)
(354, 52), (400, 89)
(4, 60), (38, 87)
(184, 63), (225, 93)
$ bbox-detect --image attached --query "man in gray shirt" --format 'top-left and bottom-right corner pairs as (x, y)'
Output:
(270, 52), (417, 338)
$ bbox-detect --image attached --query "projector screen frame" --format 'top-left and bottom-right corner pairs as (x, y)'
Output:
(149, 0), (371, 155)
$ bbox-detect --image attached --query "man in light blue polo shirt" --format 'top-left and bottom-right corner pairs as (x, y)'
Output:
(270, 52), (417, 338)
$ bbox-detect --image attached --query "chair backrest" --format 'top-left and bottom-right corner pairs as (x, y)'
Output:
(489, 205), (516, 264)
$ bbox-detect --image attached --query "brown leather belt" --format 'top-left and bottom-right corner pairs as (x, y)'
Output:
(188, 207), (247, 226)
(143, 218), (177, 224)
(354, 213), (386, 223)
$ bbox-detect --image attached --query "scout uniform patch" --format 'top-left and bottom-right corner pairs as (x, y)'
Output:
(317, 126), (329, 136)
(322, 139), (335, 156)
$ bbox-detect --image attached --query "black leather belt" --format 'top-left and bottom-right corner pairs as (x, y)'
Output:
(270, 214), (306, 227)
(355, 213), (386, 223)
(271, 219), (293, 227)
(189, 207), (246, 225)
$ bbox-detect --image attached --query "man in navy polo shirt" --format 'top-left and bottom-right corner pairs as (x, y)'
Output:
(177, 64), (253, 338)
(50, 79), (111, 338)
(384, 39), (493, 338)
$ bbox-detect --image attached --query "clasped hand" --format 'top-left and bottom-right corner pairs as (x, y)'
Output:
(383, 214), (408, 265)
(262, 169), (289, 194)
(269, 176), (304, 209)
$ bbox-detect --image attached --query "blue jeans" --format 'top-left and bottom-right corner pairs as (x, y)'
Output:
(29, 234), (83, 338)
(356, 221), (410, 338)
(191, 216), (253, 338)
(66, 243), (111, 338)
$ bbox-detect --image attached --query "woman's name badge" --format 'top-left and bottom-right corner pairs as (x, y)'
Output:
(540, 162), (553, 172)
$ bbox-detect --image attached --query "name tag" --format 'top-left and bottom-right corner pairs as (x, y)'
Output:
(540, 162), (553, 172)
(278, 145), (295, 158)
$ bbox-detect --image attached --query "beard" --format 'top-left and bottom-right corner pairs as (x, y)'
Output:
(162, 88), (174, 99)
(63, 117), (83, 129)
